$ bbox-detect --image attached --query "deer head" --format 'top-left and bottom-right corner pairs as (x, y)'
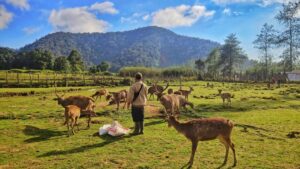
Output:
(53, 87), (66, 105)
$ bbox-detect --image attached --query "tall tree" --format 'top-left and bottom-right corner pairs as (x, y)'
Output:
(0, 47), (15, 70)
(53, 56), (70, 72)
(97, 61), (110, 72)
(67, 49), (84, 72)
(205, 48), (220, 79)
(276, 2), (300, 71)
(253, 23), (277, 80)
(219, 34), (247, 80)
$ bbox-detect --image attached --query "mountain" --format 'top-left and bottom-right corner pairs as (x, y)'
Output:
(20, 26), (220, 70)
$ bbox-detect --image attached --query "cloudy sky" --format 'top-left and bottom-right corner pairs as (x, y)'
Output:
(0, 0), (299, 59)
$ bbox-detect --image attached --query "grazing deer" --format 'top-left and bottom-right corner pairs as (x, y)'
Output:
(166, 115), (237, 168)
(54, 90), (96, 128)
(106, 90), (128, 110)
(64, 105), (80, 136)
(220, 92), (232, 107)
(148, 82), (169, 100)
(160, 94), (193, 115)
(91, 89), (108, 101)
(178, 86), (194, 100)
(174, 91), (182, 95)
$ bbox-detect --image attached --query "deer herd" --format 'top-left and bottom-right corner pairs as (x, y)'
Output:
(53, 81), (236, 168)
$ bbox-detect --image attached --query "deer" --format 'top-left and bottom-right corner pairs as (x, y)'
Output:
(218, 90), (232, 107)
(166, 115), (237, 168)
(91, 88), (108, 101)
(106, 90), (128, 110)
(159, 94), (193, 115)
(148, 82), (169, 100)
(178, 86), (194, 100)
(64, 105), (81, 136)
(54, 89), (96, 128)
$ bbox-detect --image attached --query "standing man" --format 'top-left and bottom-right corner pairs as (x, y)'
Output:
(127, 72), (147, 135)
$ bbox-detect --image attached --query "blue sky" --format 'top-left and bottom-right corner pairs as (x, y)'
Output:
(0, 0), (298, 60)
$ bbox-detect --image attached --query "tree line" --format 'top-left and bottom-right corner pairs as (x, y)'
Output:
(0, 48), (110, 73)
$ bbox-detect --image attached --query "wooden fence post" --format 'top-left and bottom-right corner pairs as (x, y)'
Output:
(5, 71), (8, 85)
(17, 73), (20, 86)
(37, 74), (40, 84)
(46, 72), (48, 87)
(83, 73), (85, 86)
(65, 73), (68, 87)
(29, 73), (32, 87)
(54, 73), (56, 87)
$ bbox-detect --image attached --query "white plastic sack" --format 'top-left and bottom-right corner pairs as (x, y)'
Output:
(99, 124), (112, 135)
(99, 121), (130, 137)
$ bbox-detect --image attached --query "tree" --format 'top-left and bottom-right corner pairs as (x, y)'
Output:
(11, 49), (53, 70)
(276, 2), (300, 71)
(253, 23), (277, 80)
(195, 59), (205, 80)
(219, 34), (247, 80)
(89, 65), (99, 74)
(205, 48), (221, 79)
(53, 56), (70, 72)
(97, 61), (110, 72)
(67, 49), (84, 72)
(0, 47), (15, 70)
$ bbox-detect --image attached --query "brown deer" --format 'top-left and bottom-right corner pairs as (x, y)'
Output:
(106, 90), (127, 110)
(166, 115), (237, 168)
(91, 89), (108, 101)
(54, 90), (96, 128)
(220, 92), (232, 107)
(174, 91), (182, 95)
(148, 82), (169, 100)
(64, 105), (80, 136)
(160, 94), (193, 115)
(178, 86), (194, 100)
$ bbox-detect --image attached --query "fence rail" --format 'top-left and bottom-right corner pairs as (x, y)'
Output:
(0, 72), (127, 87)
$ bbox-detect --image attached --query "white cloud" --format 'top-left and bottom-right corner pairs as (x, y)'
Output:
(0, 5), (13, 30)
(6, 0), (30, 10)
(22, 27), (41, 35)
(143, 14), (150, 21)
(212, 0), (298, 6)
(90, 1), (118, 14)
(48, 7), (109, 33)
(151, 5), (215, 28)
(223, 8), (231, 15)
(121, 13), (144, 23)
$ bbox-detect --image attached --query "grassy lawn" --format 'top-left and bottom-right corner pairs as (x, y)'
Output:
(0, 81), (299, 169)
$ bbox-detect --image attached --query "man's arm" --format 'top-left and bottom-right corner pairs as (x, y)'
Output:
(127, 86), (134, 108)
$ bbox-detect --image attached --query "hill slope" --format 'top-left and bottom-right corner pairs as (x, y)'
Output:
(20, 26), (220, 69)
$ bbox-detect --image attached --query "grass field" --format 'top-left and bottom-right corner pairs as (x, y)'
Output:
(0, 81), (299, 169)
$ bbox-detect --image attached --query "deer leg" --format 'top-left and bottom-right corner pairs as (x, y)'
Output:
(219, 136), (230, 166)
(188, 141), (198, 166)
(75, 117), (80, 131)
(87, 114), (91, 129)
(66, 118), (70, 136)
(229, 141), (237, 166)
(123, 98), (126, 109)
(116, 101), (120, 111)
(71, 118), (75, 135)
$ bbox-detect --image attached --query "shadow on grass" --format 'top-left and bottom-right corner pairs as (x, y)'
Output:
(23, 125), (65, 143)
(144, 120), (165, 127)
(38, 134), (136, 158)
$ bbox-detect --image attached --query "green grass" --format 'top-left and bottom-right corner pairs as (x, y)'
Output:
(0, 81), (299, 169)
